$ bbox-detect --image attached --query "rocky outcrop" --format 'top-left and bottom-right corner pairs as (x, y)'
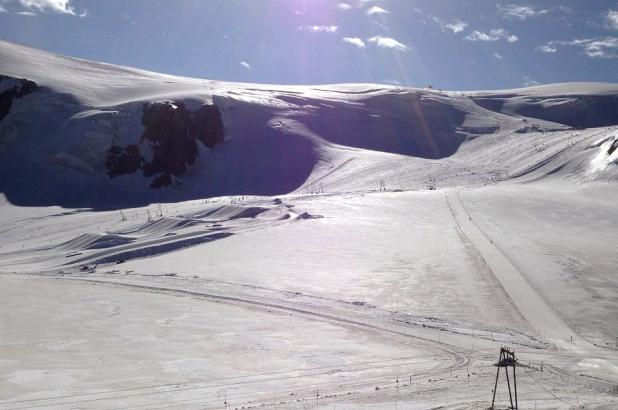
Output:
(106, 144), (142, 177)
(150, 173), (172, 189)
(0, 75), (39, 122)
(105, 101), (225, 188)
(141, 101), (200, 177)
(194, 104), (224, 148)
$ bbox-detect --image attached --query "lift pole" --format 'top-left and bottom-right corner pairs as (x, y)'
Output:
(491, 346), (518, 409)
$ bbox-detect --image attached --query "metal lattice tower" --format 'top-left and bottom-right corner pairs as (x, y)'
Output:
(491, 346), (518, 410)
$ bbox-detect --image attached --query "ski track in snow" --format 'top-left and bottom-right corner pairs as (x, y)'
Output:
(446, 191), (577, 347)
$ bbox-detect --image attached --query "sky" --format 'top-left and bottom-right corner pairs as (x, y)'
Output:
(0, 0), (617, 90)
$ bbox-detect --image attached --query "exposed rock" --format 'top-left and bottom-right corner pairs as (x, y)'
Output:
(15, 79), (39, 97)
(106, 144), (142, 177)
(150, 173), (171, 189)
(141, 101), (198, 177)
(0, 75), (39, 122)
(195, 104), (225, 148)
(104, 101), (225, 188)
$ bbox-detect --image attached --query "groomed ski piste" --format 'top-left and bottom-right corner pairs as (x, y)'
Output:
(0, 39), (617, 409)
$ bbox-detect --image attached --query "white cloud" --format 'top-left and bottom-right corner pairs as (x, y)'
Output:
(342, 37), (366, 48)
(367, 6), (389, 16)
(240, 61), (251, 70)
(538, 37), (618, 58)
(0, 0), (85, 16)
(523, 76), (540, 86)
(337, 3), (352, 10)
(536, 44), (557, 53)
(466, 31), (492, 41)
(569, 37), (618, 58)
(20, 0), (82, 15)
(298, 25), (338, 33)
(494, 52), (503, 60)
(431, 16), (468, 34)
(497, 4), (549, 20)
(368, 35), (409, 51)
(445, 20), (467, 33)
(465, 29), (518, 42)
(605, 10), (618, 30)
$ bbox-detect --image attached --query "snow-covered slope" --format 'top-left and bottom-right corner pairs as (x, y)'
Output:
(1, 40), (617, 209)
(1, 40), (618, 409)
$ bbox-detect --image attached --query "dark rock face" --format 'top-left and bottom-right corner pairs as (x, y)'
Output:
(141, 101), (199, 177)
(150, 173), (172, 189)
(195, 104), (225, 148)
(104, 101), (225, 188)
(106, 144), (143, 177)
(0, 75), (39, 122)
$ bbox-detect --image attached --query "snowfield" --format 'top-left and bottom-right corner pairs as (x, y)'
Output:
(0, 40), (617, 409)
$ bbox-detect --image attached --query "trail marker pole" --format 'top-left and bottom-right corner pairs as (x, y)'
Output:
(395, 373), (399, 410)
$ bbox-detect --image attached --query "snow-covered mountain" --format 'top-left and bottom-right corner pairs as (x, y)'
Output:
(1, 40), (618, 410)
(1, 39), (617, 209)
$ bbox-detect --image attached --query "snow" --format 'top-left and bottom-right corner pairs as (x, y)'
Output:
(0, 276), (446, 409)
(1, 40), (617, 409)
(460, 183), (618, 347)
(470, 82), (618, 97)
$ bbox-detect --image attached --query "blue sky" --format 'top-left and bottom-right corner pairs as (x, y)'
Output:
(0, 0), (617, 90)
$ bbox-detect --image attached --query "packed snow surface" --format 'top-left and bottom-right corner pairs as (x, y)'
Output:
(0, 40), (617, 409)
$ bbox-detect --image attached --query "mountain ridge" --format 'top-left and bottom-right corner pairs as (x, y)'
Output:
(0, 39), (616, 209)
